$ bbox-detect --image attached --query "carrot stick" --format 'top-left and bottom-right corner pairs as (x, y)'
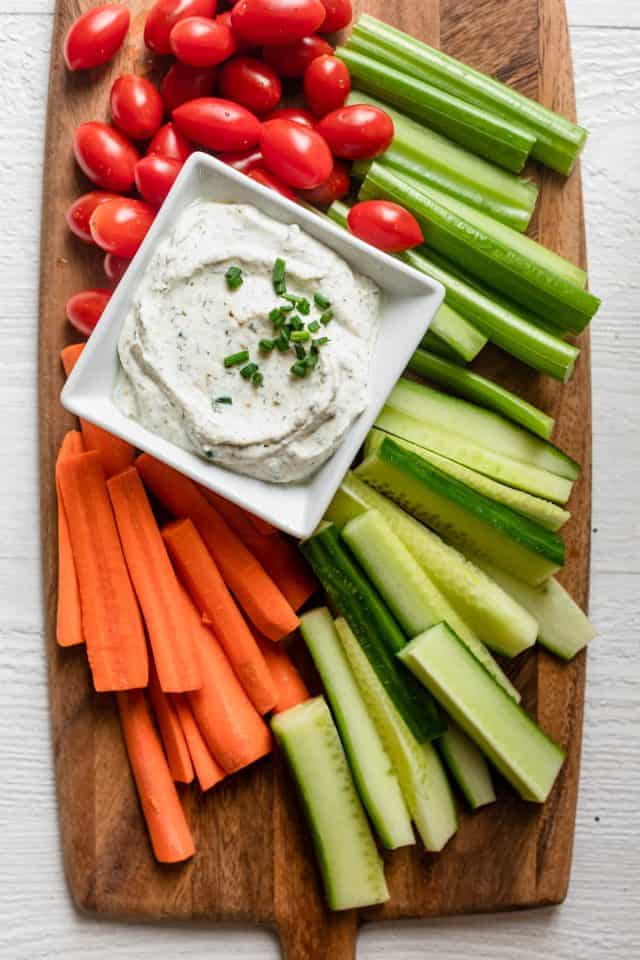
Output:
(148, 662), (194, 784)
(201, 488), (317, 611)
(255, 632), (310, 714)
(137, 454), (299, 640)
(108, 467), (201, 693)
(56, 430), (85, 648)
(57, 452), (148, 691)
(172, 693), (225, 792)
(248, 514), (277, 536)
(117, 689), (195, 863)
(162, 518), (277, 714)
(61, 344), (135, 478)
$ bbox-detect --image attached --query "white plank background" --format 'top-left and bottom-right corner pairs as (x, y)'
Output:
(0, 2), (638, 957)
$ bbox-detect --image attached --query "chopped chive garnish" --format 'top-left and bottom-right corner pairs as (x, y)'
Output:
(313, 336), (330, 347)
(224, 350), (249, 368)
(306, 349), (319, 369)
(307, 320), (320, 333)
(275, 334), (290, 352)
(294, 343), (307, 360)
(272, 312), (286, 330)
(240, 362), (259, 380)
(298, 298), (310, 316)
(289, 314), (304, 331)
(314, 292), (331, 309)
(272, 258), (286, 295)
(320, 309), (333, 325)
(225, 265), (243, 290)
(269, 307), (282, 323)
(252, 370), (264, 387)
(291, 361), (308, 378)
(213, 396), (233, 405)
(280, 302), (294, 313)
(291, 330), (310, 342)
(281, 293), (299, 306)
(259, 338), (275, 352)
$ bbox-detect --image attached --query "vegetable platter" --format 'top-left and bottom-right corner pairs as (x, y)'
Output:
(39, 0), (592, 957)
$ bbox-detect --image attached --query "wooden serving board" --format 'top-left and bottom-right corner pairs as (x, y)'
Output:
(39, 1), (592, 956)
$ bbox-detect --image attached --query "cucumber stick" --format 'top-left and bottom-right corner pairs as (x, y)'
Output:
(272, 698), (389, 910)
(399, 624), (566, 802)
(325, 473), (538, 658)
(300, 523), (445, 742)
(376, 406), (572, 505)
(356, 439), (565, 585)
(300, 608), (414, 849)
(335, 618), (458, 852)
(342, 508), (527, 672)
(366, 428), (570, 531)
(439, 721), (496, 810)
(390, 377), (579, 480)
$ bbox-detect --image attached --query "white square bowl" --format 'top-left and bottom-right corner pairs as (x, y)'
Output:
(61, 153), (444, 538)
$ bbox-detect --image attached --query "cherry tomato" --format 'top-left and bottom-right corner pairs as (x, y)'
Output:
(262, 106), (315, 128)
(299, 159), (349, 207)
(147, 122), (195, 162)
(66, 191), (120, 244)
(110, 75), (164, 141)
(64, 5), (130, 71)
(248, 167), (297, 201)
(317, 104), (393, 159)
(161, 61), (218, 114)
(304, 55), (350, 116)
(216, 10), (252, 53)
(73, 122), (140, 191)
(173, 97), (261, 151)
(318, 0), (351, 32)
(66, 289), (112, 337)
(262, 34), (331, 77)
(347, 200), (423, 252)
(104, 253), (130, 283)
(260, 118), (332, 189)
(218, 56), (281, 115)
(220, 146), (263, 172)
(144, 0), (218, 55)
(231, 0), (326, 46)
(90, 198), (156, 259)
(170, 16), (235, 66)
(135, 155), (183, 206)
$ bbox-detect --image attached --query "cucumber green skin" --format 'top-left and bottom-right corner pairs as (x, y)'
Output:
(300, 608), (415, 849)
(300, 524), (445, 742)
(407, 348), (555, 440)
(439, 721), (496, 810)
(399, 624), (566, 803)
(272, 698), (389, 910)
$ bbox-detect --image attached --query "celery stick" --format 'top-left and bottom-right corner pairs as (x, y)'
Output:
(420, 330), (467, 364)
(337, 45), (534, 173)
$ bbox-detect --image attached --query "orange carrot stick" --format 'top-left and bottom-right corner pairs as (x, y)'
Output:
(172, 693), (225, 792)
(148, 662), (194, 784)
(162, 518), (277, 714)
(108, 467), (201, 693)
(117, 689), (195, 863)
(137, 454), (299, 640)
(61, 344), (135, 478)
(56, 430), (85, 648)
(57, 451), (148, 691)
(201, 488), (317, 611)
(248, 514), (277, 536)
(255, 632), (310, 714)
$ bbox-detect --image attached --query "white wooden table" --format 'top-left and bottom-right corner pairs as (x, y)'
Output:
(0, 2), (637, 956)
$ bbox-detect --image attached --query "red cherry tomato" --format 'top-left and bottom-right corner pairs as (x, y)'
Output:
(260, 118), (332, 189)
(173, 97), (261, 151)
(104, 253), (130, 283)
(262, 34), (331, 77)
(248, 167), (297, 201)
(220, 146), (263, 172)
(216, 10), (252, 53)
(317, 104), (393, 159)
(170, 16), (235, 66)
(73, 122), (140, 191)
(147, 122), (195, 162)
(66, 191), (120, 244)
(299, 159), (349, 207)
(161, 61), (217, 114)
(304, 55), (350, 116)
(318, 0), (351, 32)
(110, 75), (164, 141)
(218, 56), (281, 116)
(135, 155), (183, 206)
(66, 289), (112, 337)
(347, 200), (423, 252)
(144, 0), (218, 55)
(231, 0), (326, 46)
(90, 198), (156, 258)
(64, 4), (130, 71)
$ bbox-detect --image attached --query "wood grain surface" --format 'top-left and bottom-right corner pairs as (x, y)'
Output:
(38, 2), (591, 958)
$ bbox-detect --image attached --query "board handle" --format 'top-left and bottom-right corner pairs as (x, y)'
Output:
(276, 912), (358, 960)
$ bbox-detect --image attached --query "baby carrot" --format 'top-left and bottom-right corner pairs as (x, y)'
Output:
(248, 514), (277, 536)
(117, 689), (195, 863)
(148, 662), (194, 784)
(255, 631), (310, 714)
(56, 430), (85, 648)
(57, 451), (148, 691)
(172, 693), (225, 792)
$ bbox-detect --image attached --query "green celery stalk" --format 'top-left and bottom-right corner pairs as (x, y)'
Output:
(351, 15), (587, 175)
(346, 90), (538, 232)
(336, 45), (534, 174)
(419, 330), (467, 365)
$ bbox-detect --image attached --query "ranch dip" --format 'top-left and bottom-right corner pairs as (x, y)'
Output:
(114, 201), (381, 483)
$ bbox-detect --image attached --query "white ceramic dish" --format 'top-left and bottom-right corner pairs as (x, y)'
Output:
(61, 153), (444, 538)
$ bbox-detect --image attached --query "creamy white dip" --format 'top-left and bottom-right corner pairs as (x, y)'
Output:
(115, 201), (381, 483)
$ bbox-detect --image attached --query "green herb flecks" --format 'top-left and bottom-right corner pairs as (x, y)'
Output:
(213, 396), (233, 405)
(291, 330), (310, 343)
(225, 265), (243, 290)
(291, 361), (308, 378)
(240, 362), (259, 380)
(314, 292), (331, 309)
(272, 258), (286, 295)
(252, 370), (264, 387)
(259, 338), (275, 352)
(224, 350), (250, 368)
(308, 320), (320, 333)
(320, 309), (333, 326)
